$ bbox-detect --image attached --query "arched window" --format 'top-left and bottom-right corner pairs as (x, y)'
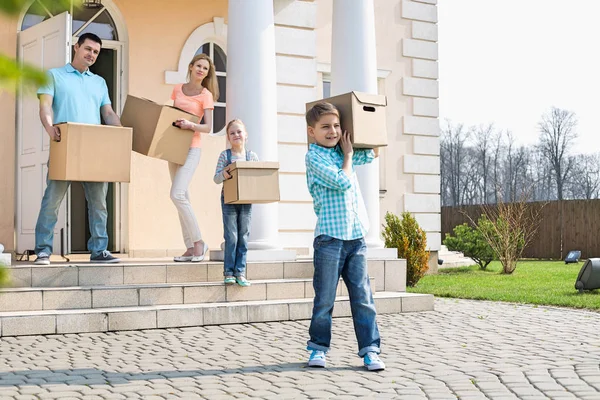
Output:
(195, 42), (227, 135)
(21, 0), (118, 40)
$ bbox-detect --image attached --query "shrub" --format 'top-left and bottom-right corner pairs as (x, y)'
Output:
(443, 216), (495, 270)
(382, 211), (429, 287)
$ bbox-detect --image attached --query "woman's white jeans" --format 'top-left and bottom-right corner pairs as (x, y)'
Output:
(169, 148), (202, 249)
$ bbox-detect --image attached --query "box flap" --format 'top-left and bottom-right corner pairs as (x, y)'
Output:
(229, 161), (280, 170)
(352, 92), (387, 106)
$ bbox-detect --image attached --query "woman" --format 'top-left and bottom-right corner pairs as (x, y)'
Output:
(169, 53), (219, 262)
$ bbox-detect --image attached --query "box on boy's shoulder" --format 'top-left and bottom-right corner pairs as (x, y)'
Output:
(305, 91), (388, 149)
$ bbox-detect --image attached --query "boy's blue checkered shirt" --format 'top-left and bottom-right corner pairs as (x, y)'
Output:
(305, 144), (375, 240)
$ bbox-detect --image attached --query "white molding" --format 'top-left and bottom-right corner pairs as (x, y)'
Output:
(165, 17), (227, 84)
(317, 62), (391, 79)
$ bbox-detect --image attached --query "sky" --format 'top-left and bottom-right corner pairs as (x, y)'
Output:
(437, 0), (600, 154)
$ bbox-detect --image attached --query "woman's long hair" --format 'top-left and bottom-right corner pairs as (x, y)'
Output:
(187, 53), (219, 102)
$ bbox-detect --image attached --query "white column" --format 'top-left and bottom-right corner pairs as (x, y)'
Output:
(219, 0), (295, 261)
(331, 0), (389, 254)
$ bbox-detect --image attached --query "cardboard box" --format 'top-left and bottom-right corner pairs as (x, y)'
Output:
(121, 95), (199, 165)
(223, 161), (280, 204)
(305, 91), (388, 149)
(49, 122), (132, 182)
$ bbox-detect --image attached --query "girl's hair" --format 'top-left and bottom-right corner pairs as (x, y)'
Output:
(226, 118), (246, 134)
(187, 53), (219, 102)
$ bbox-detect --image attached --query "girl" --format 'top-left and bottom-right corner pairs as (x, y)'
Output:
(170, 54), (219, 262)
(213, 119), (258, 286)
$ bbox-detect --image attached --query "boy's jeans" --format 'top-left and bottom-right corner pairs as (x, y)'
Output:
(307, 235), (381, 357)
(35, 175), (108, 258)
(221, 194), (252, 277)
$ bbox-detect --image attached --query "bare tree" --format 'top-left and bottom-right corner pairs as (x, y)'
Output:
(538, 107), (578, 200)
(440, 121), (469, 206)
(472, 124), (496, 204)
(567, 153), (600, 199)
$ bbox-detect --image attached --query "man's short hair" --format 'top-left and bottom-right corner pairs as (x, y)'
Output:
(305, 102), (340, 128)
(77, 33), (102, 47)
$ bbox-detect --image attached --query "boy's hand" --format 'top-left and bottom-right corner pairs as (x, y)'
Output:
(340, 130), (353, 157)
(47, 126), (61, 142)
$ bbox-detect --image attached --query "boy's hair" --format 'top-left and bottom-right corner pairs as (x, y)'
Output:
(226, 118), (246, 133)
(77, 33), (102, 47)
(305, 102), (340, 127)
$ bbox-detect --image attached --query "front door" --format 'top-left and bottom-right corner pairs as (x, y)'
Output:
(16, 12), (71, 254)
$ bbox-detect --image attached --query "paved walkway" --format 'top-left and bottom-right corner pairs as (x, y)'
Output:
(0, 298), (599, 399)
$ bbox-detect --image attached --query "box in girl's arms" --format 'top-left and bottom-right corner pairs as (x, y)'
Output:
(49, 122), (132, 182)
(224, 161), (280, 204)
(120, 95), (199, 165)
(305, 91), (388, 149)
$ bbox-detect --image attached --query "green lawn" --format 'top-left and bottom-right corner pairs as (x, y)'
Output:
(407, 261), (600, 310)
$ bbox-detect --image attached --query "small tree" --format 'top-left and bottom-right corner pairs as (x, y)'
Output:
(383, 212), (429, 287)
(473, 196), (543, 274)
(443, 215), (495, 270)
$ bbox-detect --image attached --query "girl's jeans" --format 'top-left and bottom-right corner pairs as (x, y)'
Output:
(221, 194), (252, 277)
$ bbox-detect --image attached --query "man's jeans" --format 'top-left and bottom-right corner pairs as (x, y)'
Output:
(221, 194), (252, 277)
(307, 235), (381, 357)
(35, 174), (108, 258)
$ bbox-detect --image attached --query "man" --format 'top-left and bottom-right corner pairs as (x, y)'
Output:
(34, 32), (122, 265)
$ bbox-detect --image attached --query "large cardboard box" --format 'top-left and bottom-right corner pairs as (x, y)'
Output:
(121, 95), (199, 165)
(49, 122), (132, 182)
(223, 161), (280, 204)
(305, 91), (388, 149)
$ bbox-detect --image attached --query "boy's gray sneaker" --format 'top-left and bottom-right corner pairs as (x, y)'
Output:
(90, 250), (120, 264)
(308, 350), (326, 368)
(34, 253), (50, 265)
(364, 352), (385, 371)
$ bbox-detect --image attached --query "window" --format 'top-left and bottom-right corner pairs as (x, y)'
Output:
(21, 0), (118, 40)
(195, 42), (227, 135)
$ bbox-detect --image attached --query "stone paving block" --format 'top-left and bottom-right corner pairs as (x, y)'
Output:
(246, 262), (285, 280)
(226, 283), (266, 302)
(2, 315), (55, 336)
(139, 287), (183, 306)
(184, 285), (226, 303)
(31, 267), (78, 287)
(0, 291), (42, 312)
(384, 259), (406, 292)
(92, 288), (138, 308)
(108, 310), (156, 331)
(157, 308), (203, 328)
(124, 265), (166, 284)
(266, 281), (305, 300)
(79, 266), (123, 286)
(166, 264), (207, 283)
(43, 289), (92, 310)
(203, 304), (248, 325)
(283, 262), (313, 279)
(248, 303), (289, 323)
(56, 313), (107, 333)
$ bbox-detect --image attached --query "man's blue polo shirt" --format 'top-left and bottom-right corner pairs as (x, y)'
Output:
(37, 63), (111, 125)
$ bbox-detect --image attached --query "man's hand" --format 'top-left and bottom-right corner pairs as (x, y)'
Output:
(339, 130), (354, 156)
(174, 119), (195, 131)
(46, 126), (61, 142)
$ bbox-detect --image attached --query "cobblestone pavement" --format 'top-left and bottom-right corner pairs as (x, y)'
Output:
(1, 298), (600, 399)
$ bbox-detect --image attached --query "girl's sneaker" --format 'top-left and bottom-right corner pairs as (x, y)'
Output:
(307, 350), (326, 368)
(363, 352), (385, 371)
(235, 276), (251, 287)
(224, 276), (236, 285)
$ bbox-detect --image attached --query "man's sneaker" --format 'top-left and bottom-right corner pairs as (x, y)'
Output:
(34, 253), (50, 265)
(307, 350), (326, 368)
(90, 250), (120, 264)
(363, 352), (385, 371)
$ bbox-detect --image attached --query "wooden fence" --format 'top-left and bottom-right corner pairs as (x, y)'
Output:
(441, 200), (600, 260)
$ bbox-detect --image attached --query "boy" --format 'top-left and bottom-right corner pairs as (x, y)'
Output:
(304, 102), (385, 371)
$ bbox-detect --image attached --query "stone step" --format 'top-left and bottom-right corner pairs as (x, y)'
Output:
(0, 292), (434, 337)
(5, 258), (405, 292)
(0, 277), (375, 312)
